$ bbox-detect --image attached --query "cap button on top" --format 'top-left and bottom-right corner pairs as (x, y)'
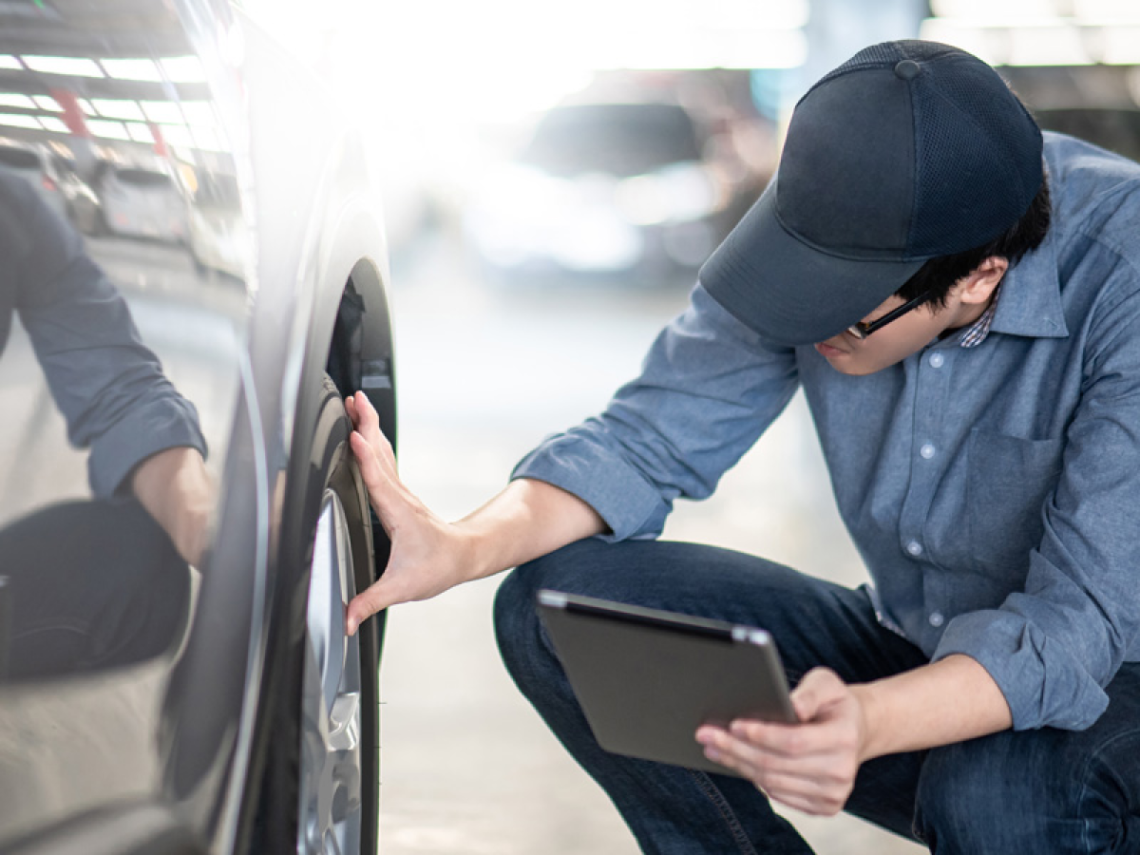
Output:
(894, 59), (921, 80)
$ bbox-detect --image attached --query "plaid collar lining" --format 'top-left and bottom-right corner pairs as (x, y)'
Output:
(958, 288), (1001, 348)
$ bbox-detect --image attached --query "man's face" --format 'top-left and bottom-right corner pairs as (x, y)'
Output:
(813, 289), (980, 376)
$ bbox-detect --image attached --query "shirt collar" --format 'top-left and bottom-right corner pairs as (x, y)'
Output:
(986, 165), (1068, 341)
(986, 237), (1067, 340)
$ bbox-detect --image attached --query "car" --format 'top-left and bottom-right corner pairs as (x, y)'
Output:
(997, 64), (1140, 165)
(186, 170), (248, 280)
(463, 100), (763, 286)
(49, 152), (104, 235)
(89, 159), (190, 243)
(0, 137), (69, 221)
(0, 2), (396, 854)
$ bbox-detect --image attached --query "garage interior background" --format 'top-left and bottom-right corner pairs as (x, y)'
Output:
(230, 1), (1140, 852)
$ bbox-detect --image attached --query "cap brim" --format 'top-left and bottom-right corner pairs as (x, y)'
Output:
(699, 181), (926, 346)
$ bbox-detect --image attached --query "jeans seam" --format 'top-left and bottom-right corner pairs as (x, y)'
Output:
(687, 769), (759, 855)
(1077, 728), (1135, 853)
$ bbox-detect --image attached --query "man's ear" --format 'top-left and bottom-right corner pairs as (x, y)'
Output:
(957, 256), (1008, 306)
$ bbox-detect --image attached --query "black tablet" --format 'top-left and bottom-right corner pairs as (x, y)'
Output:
(536, 589), (797, 776)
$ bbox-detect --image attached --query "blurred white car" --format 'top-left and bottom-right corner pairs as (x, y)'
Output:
(187, 170), (248, 279)
(91, 160), (189, 242)
(464, 101), (758, 283)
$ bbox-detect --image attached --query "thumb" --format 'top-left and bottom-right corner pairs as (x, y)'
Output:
(790, 667), (846, 722)
(346, 580), (395, 636)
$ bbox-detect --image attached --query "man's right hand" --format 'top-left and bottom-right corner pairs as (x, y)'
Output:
(343, 390), (608, 636)
(343, 391), (477, 634)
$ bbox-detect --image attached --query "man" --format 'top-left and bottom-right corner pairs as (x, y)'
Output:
(0, 165), (212, 678)
(346, 41), (1140, 853)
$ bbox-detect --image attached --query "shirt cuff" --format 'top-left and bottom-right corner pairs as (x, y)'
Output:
(88, 396), (208, 498)
(932, 609), (1109, 731)
(512, 429), (670, 542)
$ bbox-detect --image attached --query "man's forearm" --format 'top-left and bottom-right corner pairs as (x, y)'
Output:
(453, 477), (608, 582)
(852, 654), (1013, 761)
(131, 446), (213, 566)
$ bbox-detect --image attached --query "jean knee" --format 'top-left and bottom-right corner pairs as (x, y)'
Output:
(914, 734), (1104, 854)
(915, 743), (1010, 851)
(492, 563), (541, 669)
(493, 542), (600, 692)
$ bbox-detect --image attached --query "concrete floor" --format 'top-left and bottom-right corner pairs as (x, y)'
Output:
(376, 238), (926, 854)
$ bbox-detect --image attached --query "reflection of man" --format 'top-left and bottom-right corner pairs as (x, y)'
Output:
(347, 42), (1140, 851)
(0, 164), (211, 678)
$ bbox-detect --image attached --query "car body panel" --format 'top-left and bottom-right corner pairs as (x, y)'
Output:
(0, 1), (394, 852)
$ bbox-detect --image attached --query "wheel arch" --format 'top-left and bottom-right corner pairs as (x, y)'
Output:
(234, 140), (397, 854)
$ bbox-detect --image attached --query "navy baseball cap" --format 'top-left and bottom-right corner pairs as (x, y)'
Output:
(700, 40), (1043, 345)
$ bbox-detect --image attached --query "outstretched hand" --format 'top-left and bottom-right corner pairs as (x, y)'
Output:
(343, 390), (474, 635)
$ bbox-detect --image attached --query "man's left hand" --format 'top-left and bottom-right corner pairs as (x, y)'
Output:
(695, 667), (869, 816)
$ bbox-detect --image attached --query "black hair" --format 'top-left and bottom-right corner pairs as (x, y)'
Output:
(895, 171), (1052, 308)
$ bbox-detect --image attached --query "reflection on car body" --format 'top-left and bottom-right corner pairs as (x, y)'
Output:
(0, 136), (68, 220)
(0, 2), (396, 854)
(187, 170), (246, 279)
(91, 159), (189, 242)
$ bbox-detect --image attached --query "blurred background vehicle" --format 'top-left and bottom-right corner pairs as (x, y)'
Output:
(462, 98), (767, 286)
(186, 169), (246, 279)
(0, 136), (68, 220)
(50, 150), (104, 234)
(89, 159), (190, 242)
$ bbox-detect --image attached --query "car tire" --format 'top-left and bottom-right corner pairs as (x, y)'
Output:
(252, 374), (381, 855)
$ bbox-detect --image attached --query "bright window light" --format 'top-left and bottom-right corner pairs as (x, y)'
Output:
(0, 56), (20, 70)
(33, 95), (60, 111)
(159, 124), (195, 148)
(0, 93), (36, 109)
(100, 58), (162, 81)
(141, 100), (184, 124)
(127, 122), (156, 143)
(161, 55), (207, 83)
(79, 99), (97, 116)
(87, 119), (131, 140)
(91, 98), (147, 121)
(1095, 26), (1140, 63)
(1008, 25), (1091, 65)
(0, 112), (41, 129)
(38, 116), (69, 133)
(23, 55), (104, 78)
(932, 0), (1056, 20)
(190, 126), (224, 151)
(1074, 0), (1140, 22)
(180, 101), (217, 127)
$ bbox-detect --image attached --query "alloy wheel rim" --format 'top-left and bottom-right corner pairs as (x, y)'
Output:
(299, 489), (363, 854)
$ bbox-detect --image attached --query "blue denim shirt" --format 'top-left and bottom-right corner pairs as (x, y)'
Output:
(0, 168), (206, 497)
(514, 133), (1140, 732)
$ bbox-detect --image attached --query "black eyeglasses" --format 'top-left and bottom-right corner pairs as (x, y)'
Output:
(846, 289), (936, 340)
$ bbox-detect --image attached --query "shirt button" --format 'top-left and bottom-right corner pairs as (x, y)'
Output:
(929, 352), (945, 368)
(929, 611), (945, 628)
(920, 443), (936, 459)
(906, 540), (923, 557)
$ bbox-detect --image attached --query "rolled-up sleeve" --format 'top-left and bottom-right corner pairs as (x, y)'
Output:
(8, 174), (206, 498)
(513, 283), (800, 541)
(934, 275), (1140, 731)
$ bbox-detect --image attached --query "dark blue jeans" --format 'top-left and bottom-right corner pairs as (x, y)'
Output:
(494, 539), (1140, 854)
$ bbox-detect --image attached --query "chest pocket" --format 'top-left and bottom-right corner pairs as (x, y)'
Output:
(966, 430), (1064, 572)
